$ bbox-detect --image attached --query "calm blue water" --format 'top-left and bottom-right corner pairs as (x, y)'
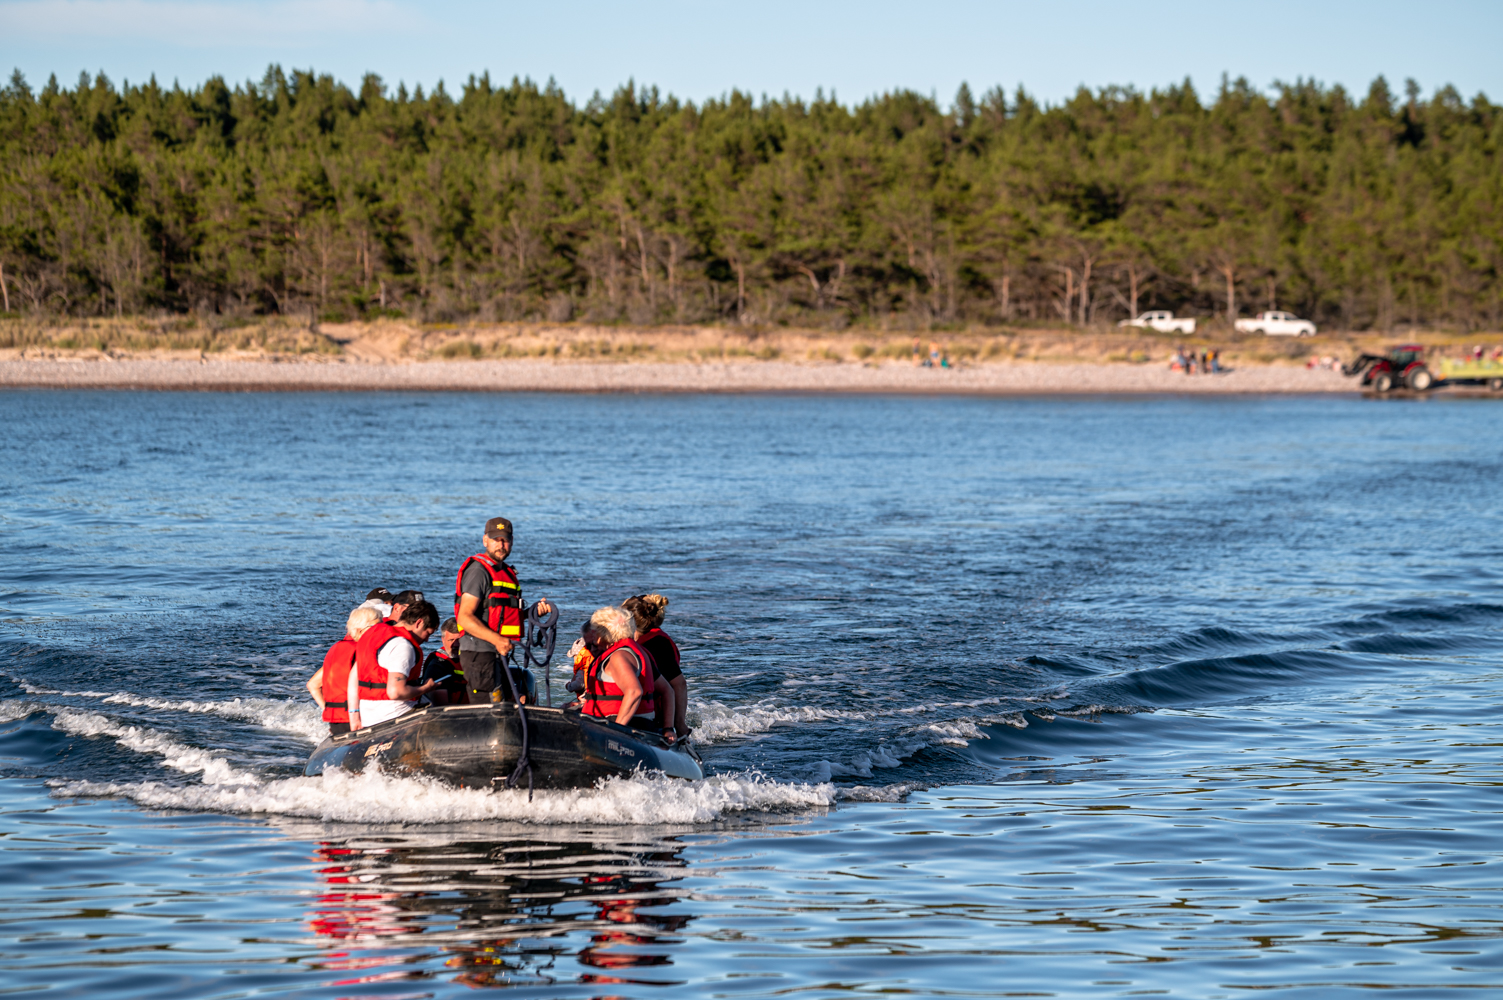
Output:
(1, 389), (1501, 998)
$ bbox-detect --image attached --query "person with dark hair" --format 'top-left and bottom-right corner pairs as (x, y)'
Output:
(421, 617), (468, 706)
(389, 590), (424, 623)
(624, 594), (689, 739)
(453, 516), (554, 704)
(348, 600), (439, 729)
(359, 587), (395, 617)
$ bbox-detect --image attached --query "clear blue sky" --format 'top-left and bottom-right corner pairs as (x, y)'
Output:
(2, 0), (1498, 107)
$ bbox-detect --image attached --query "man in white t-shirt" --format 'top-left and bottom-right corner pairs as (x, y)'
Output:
(348, 601), (439, 730)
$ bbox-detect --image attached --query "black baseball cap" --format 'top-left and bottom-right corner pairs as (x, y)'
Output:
(484, 516), (514, 539)
(365, 587), (394, 601)
(392, 590), (424, 606)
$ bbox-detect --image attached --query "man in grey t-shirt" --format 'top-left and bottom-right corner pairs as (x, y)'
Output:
(454, 516), (554, 702)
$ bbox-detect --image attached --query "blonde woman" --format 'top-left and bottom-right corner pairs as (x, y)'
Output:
(306, 605), (382, 736)
(577, 606), (674, 741)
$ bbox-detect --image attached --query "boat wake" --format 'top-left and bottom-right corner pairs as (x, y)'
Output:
(52, 767), (837, 825)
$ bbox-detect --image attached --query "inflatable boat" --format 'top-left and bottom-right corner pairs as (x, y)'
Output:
(304, 701), (704, 790)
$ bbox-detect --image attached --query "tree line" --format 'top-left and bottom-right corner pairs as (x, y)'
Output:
(0, 66), (1499, 330)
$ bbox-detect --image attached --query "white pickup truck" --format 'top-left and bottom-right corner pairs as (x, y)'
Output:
(1234, 311), (1317, 336)
(1118, 311), (1196, 334)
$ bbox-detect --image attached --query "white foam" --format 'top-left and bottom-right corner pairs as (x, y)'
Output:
(1056, 704), (1153, 718)
(984, 712), (1031, 730)
(52, 767), (837, 825)
(49, 708), (258, 786)
(924, 720), (990, 745)
(0, 700), (40, 723)
(98, 693), (326, 742)
(690, 699), (867, 743)
(838, 782), (928, 802)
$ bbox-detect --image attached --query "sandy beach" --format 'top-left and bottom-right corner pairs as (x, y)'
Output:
(0, 357), (1354, 394)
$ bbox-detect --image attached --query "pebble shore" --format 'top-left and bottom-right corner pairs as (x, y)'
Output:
(0, 358), (1353, 394)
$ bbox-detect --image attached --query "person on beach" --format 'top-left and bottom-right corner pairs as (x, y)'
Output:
(578, 606), (672, 740)
(420, 617), (468, 706)
(453, 516), (555, 704)
(349, 600), (439, 729)
(624, 593), (690, 740)
(305, 605), (382, 736)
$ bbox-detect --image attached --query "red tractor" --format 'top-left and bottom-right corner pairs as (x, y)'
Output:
(1343, 344), (1434, 393)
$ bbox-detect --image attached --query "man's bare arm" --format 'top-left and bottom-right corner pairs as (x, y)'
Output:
(387, 671), (435, 701)
(456, 592), (512, 653)
(306, 667), (325, 708)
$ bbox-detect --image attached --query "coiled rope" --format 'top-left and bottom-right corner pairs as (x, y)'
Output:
(500, 602), (559, 800)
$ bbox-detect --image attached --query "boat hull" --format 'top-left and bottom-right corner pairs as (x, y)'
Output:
(304, 703), (703, 789)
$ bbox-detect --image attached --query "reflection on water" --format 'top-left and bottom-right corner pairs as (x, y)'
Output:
(299, 825), (693, 991)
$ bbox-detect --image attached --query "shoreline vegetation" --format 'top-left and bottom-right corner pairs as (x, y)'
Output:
(0, 69), (1498, 336)
(4, 316), (1499, 393)
(3, 315), (1498, 366)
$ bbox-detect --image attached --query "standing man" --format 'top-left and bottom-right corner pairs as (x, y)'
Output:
(454, 516), (554, 704)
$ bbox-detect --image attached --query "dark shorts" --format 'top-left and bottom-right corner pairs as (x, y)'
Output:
(461, 650), (535, 703)
(329, 722), (351, 736)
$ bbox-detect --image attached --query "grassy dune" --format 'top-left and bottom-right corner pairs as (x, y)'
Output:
(2, 316), (1499, 368)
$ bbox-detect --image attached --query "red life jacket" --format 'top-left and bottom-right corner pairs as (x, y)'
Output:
(454, 554), (523, 640)
(581, 637), (657, 721)
(354, 622), (424, 702)
(638, 627), (680, 673)
(319, 637), (358, 723)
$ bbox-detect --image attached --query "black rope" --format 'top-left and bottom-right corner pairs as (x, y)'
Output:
(501, 603), (559, 801)
(519, 602), (559, 704)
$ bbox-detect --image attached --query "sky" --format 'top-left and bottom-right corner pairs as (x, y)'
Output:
(2, 0), (1499, 108)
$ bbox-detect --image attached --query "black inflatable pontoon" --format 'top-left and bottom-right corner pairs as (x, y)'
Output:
(304, 702), (704, 789)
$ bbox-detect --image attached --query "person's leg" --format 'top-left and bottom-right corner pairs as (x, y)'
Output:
(670, 675), (688, 735)
(461, 650), (499, 702)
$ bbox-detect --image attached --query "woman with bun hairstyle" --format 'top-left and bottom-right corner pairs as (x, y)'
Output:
(624, 594), (689, 740)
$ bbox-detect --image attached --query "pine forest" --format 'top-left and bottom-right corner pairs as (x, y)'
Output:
(0, 67), (1499, 331)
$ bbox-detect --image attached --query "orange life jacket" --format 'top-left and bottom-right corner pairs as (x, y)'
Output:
(454, 554), (523, 639)
(319, 636), (357, 723)
(354, 622), (423, 702)
(581, 637), (656, 721)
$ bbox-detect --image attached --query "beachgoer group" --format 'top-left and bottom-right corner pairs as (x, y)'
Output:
(1170, 348), (1220, 374)
(304, 516), (691, 744)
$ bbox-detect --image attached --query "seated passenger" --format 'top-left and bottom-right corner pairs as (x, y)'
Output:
(358, 587), (395, 618)
(566, 636), (593, 696)
(578, 607), (672, 741)
(389, 589), (423, 623)
(306, 605), (382, 737)
(421, 617), (469, 706)
(348, 600), (439, 730)
(625, 593), (689, 740)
